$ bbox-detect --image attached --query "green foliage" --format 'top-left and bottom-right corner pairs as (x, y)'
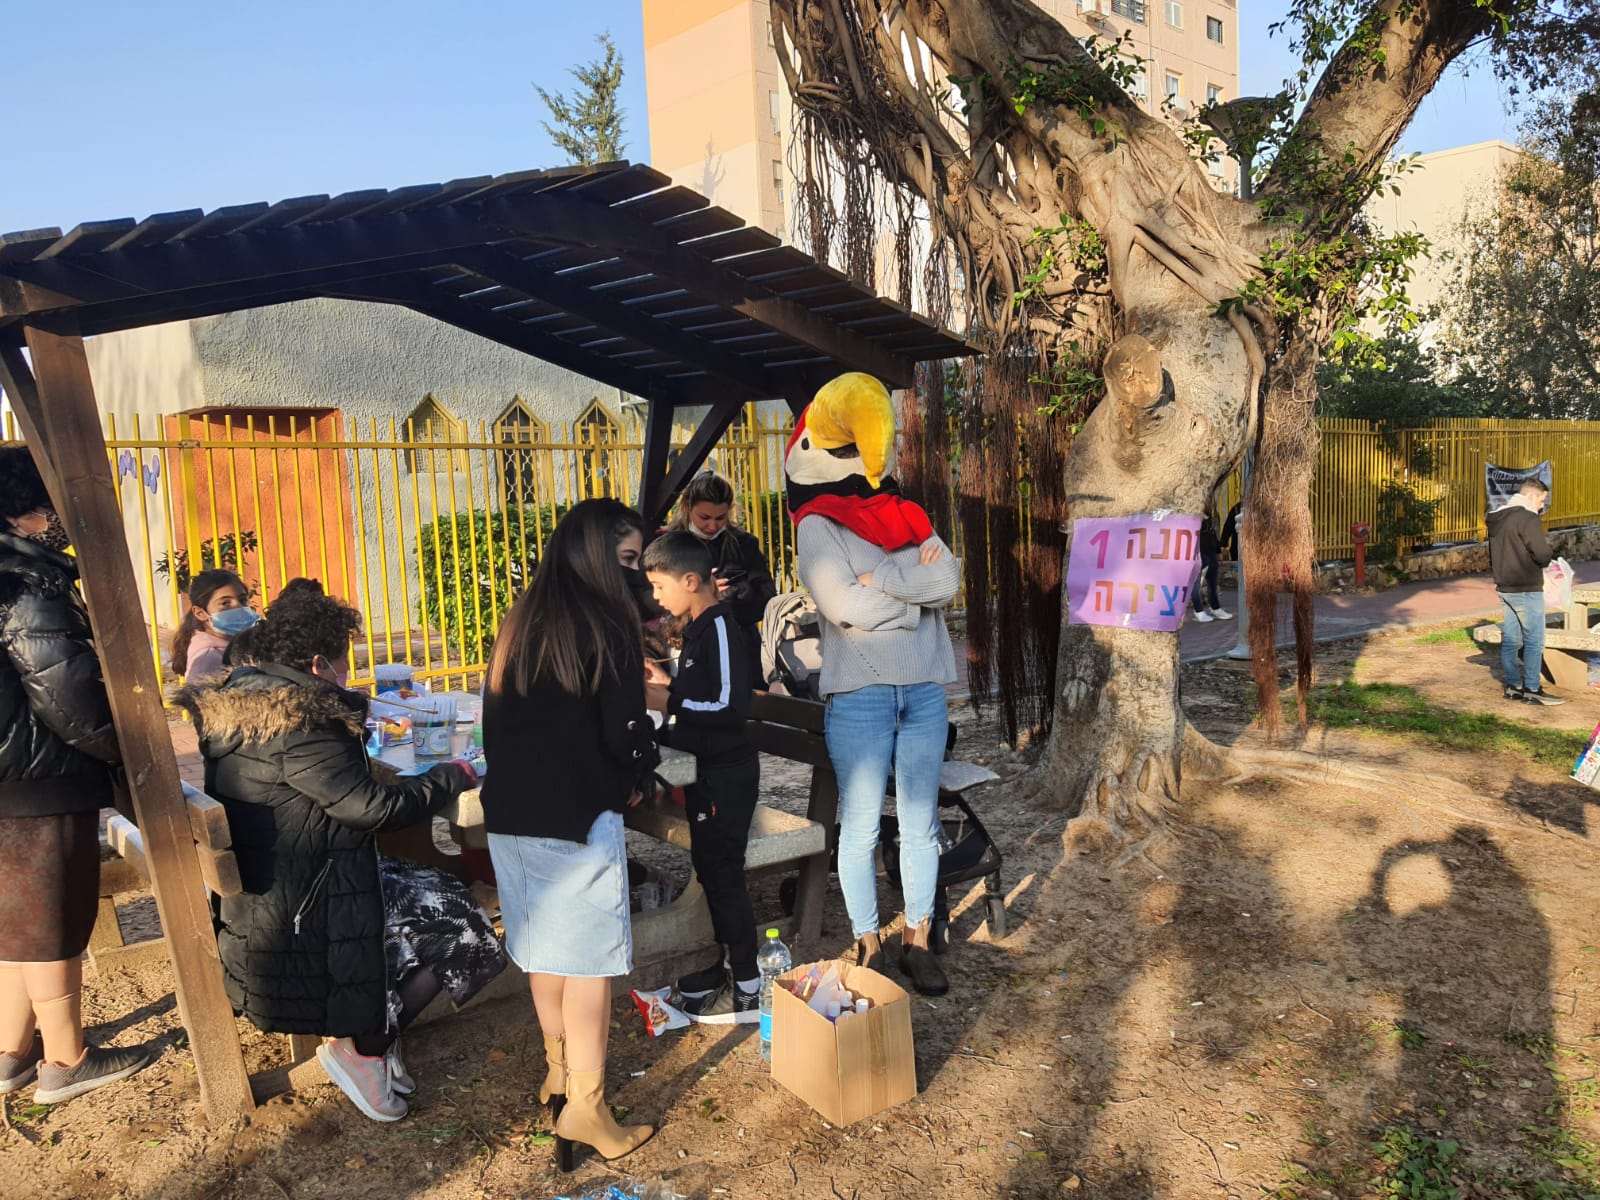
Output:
(1319, 333), (1481, 424)
(999, 34), (1147, 140)
(536, 32), (626, 166)
(1372, 1125), (1462, 1200)
(1304, 682), (1590, 770)
(1373, 477), (1442, 558)
(1012, 217), (1106, 308)
(153, 530), (260, 595)
(415, 506), (561, 661)
(1436, 95), (1600, 420)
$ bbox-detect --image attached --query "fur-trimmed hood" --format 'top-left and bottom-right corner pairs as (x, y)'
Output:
(175, 663), (367, 755)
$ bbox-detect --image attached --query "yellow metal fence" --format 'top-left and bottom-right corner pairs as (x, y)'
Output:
(7, 409), (1595, 689)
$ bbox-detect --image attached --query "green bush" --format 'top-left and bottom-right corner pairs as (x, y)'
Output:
(415, 506), (562, 660)
(1374, 479), (1442, 560)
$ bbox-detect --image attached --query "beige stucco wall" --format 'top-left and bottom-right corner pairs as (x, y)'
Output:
(1365, 140), (1520, 315)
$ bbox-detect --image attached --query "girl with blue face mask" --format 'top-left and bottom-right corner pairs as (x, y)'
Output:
(170, 569), (257, 683)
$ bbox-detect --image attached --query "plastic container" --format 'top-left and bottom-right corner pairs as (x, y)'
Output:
(374, 663), (415, 694)
(756, 927), (792, 1061)
(412, 694), (458, 759)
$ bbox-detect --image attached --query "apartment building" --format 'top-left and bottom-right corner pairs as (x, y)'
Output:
(642, 0), (1243, 241)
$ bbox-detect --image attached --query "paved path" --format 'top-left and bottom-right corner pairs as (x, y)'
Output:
(1177, 559), (1600, 662)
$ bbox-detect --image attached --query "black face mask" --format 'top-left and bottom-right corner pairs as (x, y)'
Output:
(622, 565), (664, 621)
(21, 511), (70, 552)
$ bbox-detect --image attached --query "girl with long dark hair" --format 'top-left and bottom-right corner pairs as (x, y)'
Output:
(169, 568), (255, 681)
(481, 498), (660, 1169)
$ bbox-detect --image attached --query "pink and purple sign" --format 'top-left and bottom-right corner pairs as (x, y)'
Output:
(1065, 513), (1202, 632)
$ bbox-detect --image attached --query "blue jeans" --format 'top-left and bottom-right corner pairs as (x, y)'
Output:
(824, 683), (948, 939)
(1500, 591), (1546, 692)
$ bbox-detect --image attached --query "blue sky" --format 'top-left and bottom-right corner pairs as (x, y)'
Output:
(1, 0), (1513, 235)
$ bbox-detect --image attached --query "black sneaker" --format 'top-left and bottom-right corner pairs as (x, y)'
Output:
(681, 979), (760, 1025)
(1504, 685), (1526, 701)
(1522, 689), (1566, 706)
(675, 962), (727, 999)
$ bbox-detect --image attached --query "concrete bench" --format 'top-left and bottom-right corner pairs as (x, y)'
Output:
(1471, 619), (1600, 691)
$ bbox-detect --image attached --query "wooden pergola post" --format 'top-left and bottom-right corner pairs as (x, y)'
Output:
(0, 324), (254, 1122)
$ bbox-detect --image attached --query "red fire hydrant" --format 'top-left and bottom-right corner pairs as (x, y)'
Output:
(1351, 522), (1371, 586)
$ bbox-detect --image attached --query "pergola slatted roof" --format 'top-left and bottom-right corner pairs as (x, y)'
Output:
(0, 158), (979, 1127)
(0, 161), (972, 417)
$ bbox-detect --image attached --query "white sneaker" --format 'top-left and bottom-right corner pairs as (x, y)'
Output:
(1213, 608), (1233, 620)
(1192, 611), (1215, 623)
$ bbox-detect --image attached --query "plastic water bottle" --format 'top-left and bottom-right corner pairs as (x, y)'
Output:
(756, 927), (791, 1061)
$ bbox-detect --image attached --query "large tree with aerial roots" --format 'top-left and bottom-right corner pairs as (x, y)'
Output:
(767, 0), (1597, 854)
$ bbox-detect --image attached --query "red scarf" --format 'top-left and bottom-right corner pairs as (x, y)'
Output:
(792, 492), (933, 551)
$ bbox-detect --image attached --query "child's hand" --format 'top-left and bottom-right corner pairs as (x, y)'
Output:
(644, 660), (671, 685)
(645, 682), (670, 712)
(918, 539), (944, 566)
(857, 572), (875, 587)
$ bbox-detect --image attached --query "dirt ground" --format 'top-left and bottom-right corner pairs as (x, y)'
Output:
(3, 627), (1598, 1200)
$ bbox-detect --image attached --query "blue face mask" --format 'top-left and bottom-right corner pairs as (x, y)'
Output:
(209, 607), (259, 638)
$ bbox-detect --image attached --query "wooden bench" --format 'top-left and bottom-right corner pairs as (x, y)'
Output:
(746, 691), (1007, 942)
(1471, 601), (1600, 691)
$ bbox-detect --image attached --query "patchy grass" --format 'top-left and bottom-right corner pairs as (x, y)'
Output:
(1412, 625), (1482, 645)
(1305, 682), (1589, 771)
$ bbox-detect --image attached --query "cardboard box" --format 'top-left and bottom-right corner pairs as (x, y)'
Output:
(771, 961), (916, 1125)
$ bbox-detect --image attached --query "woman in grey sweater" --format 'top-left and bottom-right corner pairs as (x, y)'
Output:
(789, 373), (962, 996)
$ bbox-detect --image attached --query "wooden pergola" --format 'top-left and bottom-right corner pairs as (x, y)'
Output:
(0, 161), (972, 1122)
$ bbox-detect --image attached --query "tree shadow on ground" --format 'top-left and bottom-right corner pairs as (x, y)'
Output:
(1499, 772), (1599, 836)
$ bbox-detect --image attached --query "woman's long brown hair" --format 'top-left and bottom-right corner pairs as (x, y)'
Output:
(486, 499), (644, 698)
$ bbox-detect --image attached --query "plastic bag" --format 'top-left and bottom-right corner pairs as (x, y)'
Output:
(552, 1180), (685, 1200)
(1544, 557), (1574, 611)
(630, 987), (689, 1038)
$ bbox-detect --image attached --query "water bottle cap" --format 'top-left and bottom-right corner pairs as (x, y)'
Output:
(765, 928), (780, 939)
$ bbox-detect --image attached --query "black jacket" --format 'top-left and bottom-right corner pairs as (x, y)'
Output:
(664, 604), (755, 767)
(0, 534), (120, 817)
(1487, 504), (1553, 594)
(176, 664), (469, 1037)
(480, 636), (659, 843)
(699, 527), (778, 633)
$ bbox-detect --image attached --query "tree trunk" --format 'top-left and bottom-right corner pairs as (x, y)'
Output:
(1033, 279), (1258, 831)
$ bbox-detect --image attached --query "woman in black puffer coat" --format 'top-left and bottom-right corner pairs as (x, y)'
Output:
(0, 447), (155, 1106)
(176, 580), (504, 1123)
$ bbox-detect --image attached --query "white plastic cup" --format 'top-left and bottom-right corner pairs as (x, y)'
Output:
(413, 694), (457, 759)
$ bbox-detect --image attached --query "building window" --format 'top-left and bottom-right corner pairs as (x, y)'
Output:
(772, 159), (785, 201)
(404, 395), (466, 473)
(1165, 72), (1183, 105)
(1206, 15), (1224, 42)
(1110, 0), (1146, 23)
(1206, 83), (1223, 106)
(494, 397), (548, 506)
(1164, 0), (1182, 26)
(766, 18), (775, 47)
(1125, 64), (1148, 100)
(575, 400), (621, 498)
(769, 90), (781, 133)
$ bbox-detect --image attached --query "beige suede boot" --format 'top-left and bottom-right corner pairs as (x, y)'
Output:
(553, 1067), (654, 1167)
(538, 1034), (566, 1105)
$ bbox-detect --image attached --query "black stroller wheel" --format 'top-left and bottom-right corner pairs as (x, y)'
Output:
(931, 914), (950, 955)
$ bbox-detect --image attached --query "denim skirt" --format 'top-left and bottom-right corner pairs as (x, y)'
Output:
(488, 811), (632, 978)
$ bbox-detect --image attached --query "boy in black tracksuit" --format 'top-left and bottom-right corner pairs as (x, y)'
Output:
(642, 532), (761, 1024)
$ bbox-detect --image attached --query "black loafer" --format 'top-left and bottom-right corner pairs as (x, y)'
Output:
(854, 936), (885, 975)
(899, 943), (949, 996)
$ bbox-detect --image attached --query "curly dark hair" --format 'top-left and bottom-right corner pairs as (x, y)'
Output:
(229, 577), (361, 673)
(0, 447), (53, 523)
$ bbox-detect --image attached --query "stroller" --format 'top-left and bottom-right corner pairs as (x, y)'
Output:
(763, 593), (1006, 950)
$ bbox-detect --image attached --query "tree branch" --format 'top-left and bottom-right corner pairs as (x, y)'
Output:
(1261, 0), (1497, 210)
